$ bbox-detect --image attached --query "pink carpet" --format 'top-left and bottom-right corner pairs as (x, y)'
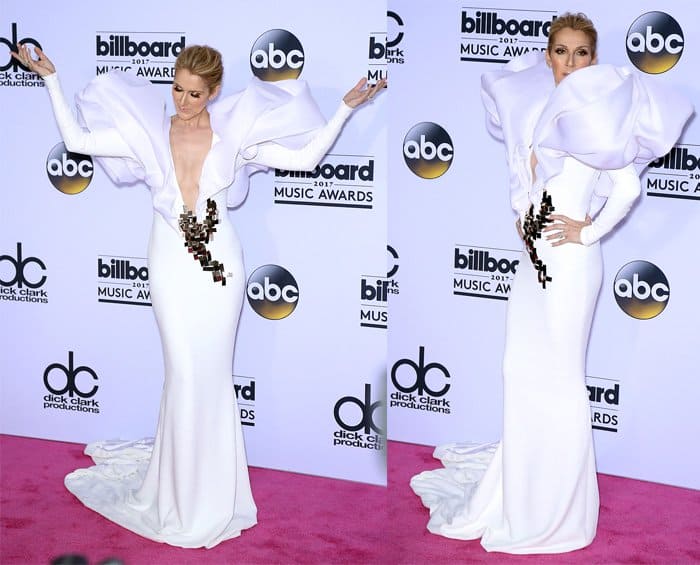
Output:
(0, 434), (386, 564)
(389, 441), (700, 564)
(2, 435), (699, 563)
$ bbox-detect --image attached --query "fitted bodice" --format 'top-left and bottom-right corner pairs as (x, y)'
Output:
(542, 158), (601, 221)
(513, 141), (601, 221)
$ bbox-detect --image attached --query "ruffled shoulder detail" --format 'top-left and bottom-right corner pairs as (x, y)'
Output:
(207, 77), (326, 208)
(481, 53), (693, 209)
(75, 72), (329, 218)
(481, 52), (554, 214)
(533, 64), (694, 187)
(75, 71), (169, 188)
(481, 51), (553, 145)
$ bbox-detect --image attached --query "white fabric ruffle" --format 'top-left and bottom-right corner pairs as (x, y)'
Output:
(75, 72), (326, 225)
(481, 52), (694, 214)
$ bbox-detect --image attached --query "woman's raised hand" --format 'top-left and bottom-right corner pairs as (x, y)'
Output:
(12, 43), (55, 77)
(343, 77), (387, 108)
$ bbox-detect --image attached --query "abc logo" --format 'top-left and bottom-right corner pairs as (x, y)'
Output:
(391, 346), (450, 397)
(250, 29), (304, 81)
(46, 143), (93, 194)
(614, 260), (670, 320)
(0, 23), (41, 73)
(626, 12), (684, 74)
(334, 383), (383, 435)
(403, 122), (454, 179)
(0, 242), (46, 289)
(44, 351), (98, 398)
(246, 264), (299, 320)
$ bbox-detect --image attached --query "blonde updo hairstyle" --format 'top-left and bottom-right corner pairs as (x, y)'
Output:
(547, 12), (598, 59)
(174, 45), (224, 92)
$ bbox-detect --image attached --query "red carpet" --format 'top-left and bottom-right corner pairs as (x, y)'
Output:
(2, 435), (699, 564)
(389, 441), (700, 564)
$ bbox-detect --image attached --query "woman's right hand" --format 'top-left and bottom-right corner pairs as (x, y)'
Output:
(343, 77), (387, 108)
(12, 43), (55, 77)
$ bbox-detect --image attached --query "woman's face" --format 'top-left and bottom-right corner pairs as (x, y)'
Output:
(545, 27), (596, 85)
(171, 69), (220, 121)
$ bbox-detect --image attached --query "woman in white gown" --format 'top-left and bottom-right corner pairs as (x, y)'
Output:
(410, 13), (692, 554)
(15, 43), (384, 549)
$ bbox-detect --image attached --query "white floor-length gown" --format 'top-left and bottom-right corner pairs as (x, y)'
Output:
(410, 53), (692, 554)
(44, 70), (353, 548)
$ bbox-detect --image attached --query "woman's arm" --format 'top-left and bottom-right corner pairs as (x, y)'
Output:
(244, 101), (354, 171)
(543, 164), (641, 246)
(44, 73), (133, 157)
(243, 77), (385, 171)
(15, 43), (132, 158)
(579, 165), (641, 245)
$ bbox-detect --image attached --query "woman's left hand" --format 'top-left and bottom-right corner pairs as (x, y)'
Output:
(343, 77), (387, 108)
(13, 43), (56, 77)
(542, 214), (592, 246)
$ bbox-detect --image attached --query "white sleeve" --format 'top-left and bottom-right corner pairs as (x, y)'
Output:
(44, 73), (133, 157)
(580, 164), (641, 246)
(244, 102), (354, 170)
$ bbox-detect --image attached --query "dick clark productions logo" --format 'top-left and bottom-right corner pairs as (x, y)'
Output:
(390, 346), (451, 414)
(333, 383), (384, 451)
(43, 351), (100, 414)
(0, 22), (45, 87)
(0, 242), (48, 304)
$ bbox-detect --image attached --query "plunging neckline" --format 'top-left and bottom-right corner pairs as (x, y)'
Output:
(167, 116), (216, 214)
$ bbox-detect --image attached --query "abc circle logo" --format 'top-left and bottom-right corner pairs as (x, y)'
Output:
(626, 12), (684, 74)
(250, 29), (304, 81)
(246, 264), (299, 320)
(403, 122), (454, 179)
(614, 260), (669, 320)
(43, 351), (98, 398)
(0, 243), (46, 289)
(46, 142), (93, 194)
(334, 383), (383, 435)
(391, 346), (450, 397)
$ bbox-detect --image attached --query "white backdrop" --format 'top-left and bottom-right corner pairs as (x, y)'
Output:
(387, 1), (699, 489)
(0, 0), (387, 485)
(3, 2), (699, 492)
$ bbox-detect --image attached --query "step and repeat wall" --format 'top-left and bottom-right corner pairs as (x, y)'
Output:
(3, 1), (698, 492)
(387, 1), (699, 489)
(1, 1), (387, 485)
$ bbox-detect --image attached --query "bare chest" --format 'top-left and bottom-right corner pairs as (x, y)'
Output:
(169, 125), (213, 211)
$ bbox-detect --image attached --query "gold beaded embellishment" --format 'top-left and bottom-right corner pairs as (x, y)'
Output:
(523, 190), (555, 289)
(178, 198), (226, 285)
